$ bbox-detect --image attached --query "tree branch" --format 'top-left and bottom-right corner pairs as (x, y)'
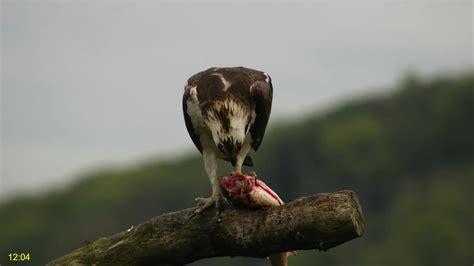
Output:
(48, 190), (365, 265)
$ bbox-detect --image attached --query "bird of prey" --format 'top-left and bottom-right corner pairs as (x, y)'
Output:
(182, 67), (273, 212)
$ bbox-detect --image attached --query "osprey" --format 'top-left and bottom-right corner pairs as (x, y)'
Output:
(183, 67), (273, 212)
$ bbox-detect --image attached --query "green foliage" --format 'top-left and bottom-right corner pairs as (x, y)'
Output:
(1, 73), (472, 265)
(364, 166), (474, 266)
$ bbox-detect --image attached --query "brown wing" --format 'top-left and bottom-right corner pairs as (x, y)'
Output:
(183, 67), (273, 153)
(250, 78), (273, 151)
(182, 86), (203, 153)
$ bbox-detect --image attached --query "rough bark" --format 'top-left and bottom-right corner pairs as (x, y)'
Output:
(48, 190), (365, 266)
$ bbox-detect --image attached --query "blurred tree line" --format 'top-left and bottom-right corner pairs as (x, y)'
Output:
(0, 72), (473, 265)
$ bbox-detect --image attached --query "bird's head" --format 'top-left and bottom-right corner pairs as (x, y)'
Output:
(216, 136), (242, 159)
(208, 119), (246, 159)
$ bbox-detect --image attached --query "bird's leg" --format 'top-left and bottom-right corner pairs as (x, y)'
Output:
(194, 177), (221, 211)
(195, 150), (221, 213)
(232, 144), (251, 175)
(233, 161), (243, 175)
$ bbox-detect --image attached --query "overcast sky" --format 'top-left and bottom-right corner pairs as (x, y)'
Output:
(1, 1), (472, 201)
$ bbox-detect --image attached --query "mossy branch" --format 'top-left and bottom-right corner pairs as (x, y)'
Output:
(48, 190), (365, 265)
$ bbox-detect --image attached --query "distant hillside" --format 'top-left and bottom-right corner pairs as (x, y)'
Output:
(1, 73), (472, 266)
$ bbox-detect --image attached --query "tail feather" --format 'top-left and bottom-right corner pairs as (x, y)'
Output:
(243, 155), (253, 166)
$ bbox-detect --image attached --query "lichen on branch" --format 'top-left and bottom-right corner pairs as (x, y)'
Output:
(48, 190), (365, 266)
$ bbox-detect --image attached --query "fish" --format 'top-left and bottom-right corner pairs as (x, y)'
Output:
(220, 173), (295, 266)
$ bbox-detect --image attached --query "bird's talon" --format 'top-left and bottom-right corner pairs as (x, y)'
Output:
(194, 197), (207, 207)
(194, 194), (221, 213)
(248, 171), (257, 177)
